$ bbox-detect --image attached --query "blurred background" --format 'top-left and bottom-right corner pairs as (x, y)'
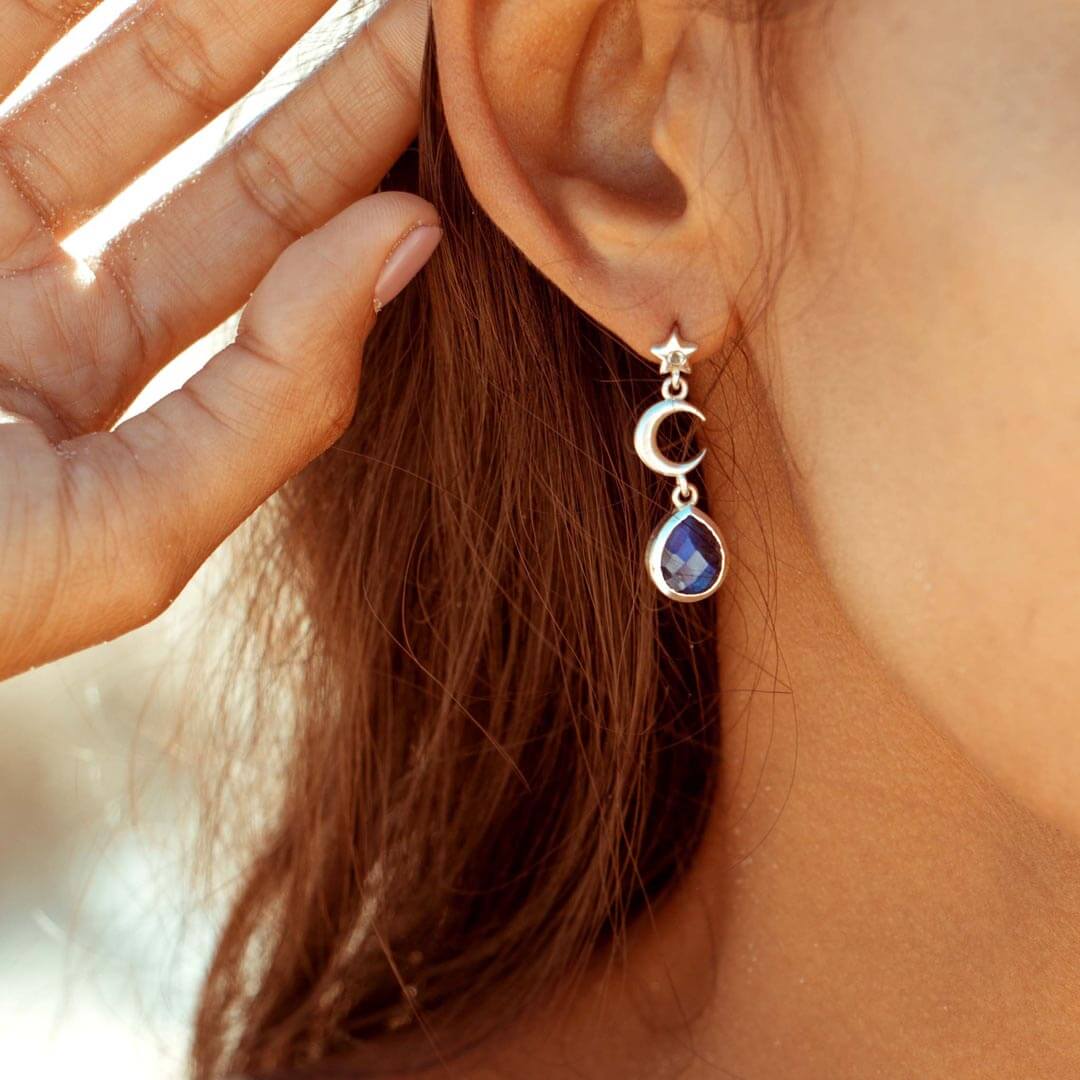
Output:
(0, 1), (363, 1073)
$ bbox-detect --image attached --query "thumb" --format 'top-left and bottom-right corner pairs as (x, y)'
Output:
(66, 191), (441, 635)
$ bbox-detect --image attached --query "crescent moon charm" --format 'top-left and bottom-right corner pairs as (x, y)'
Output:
(633, 399), (707, 478)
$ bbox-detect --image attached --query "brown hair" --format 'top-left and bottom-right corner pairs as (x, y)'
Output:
(191, 27), (730, 1080)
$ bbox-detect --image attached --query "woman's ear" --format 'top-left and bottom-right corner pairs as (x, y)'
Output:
(432, 0), (761, 358)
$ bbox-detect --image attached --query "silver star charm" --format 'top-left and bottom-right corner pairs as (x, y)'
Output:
(650, 329), (698, 374)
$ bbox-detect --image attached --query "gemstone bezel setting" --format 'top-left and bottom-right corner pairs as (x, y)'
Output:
(645, 504), (728, 603)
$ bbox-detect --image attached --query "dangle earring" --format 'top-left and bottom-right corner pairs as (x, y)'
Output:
(634, 328), (728, 602)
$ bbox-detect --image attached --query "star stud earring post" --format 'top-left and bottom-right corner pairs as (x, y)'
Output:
(650, 330), (698, 375)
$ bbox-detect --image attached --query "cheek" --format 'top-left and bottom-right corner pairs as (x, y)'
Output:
(769, 0), (1080, 830)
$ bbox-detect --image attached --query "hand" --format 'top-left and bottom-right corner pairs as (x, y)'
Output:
(0, 0), (439, 679)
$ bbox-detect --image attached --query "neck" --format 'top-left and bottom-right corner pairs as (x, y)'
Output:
(414, 354), (1080, 1079)
(662, 355), (1080, 1077)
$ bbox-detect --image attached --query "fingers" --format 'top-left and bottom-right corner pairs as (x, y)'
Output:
(0, 0), (99, 100)
(96, 0), (428, 414)
(52, 192), (440, 657)
(0, 0), (341, 245)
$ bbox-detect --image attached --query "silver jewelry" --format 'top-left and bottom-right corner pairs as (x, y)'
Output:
(634, 328), (728, 602)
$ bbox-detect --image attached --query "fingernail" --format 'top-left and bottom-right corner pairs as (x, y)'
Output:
(373, 223), (443, 312)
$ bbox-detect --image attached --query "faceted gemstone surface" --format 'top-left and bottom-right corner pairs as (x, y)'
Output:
(660, 514), (724, 596)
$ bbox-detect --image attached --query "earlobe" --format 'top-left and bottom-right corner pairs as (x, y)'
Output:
(432, 0), (745, 360)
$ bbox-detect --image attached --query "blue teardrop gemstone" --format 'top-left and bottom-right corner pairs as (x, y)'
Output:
(660, 514), (724, 596)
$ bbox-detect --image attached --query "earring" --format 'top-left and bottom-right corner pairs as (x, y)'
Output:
(633, 327), (728, 602)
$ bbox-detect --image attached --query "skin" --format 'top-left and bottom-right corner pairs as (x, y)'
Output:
(0, 0), (438, 677)
(426, 0), (1080, 1076)
(3, 0), (1078, 1076)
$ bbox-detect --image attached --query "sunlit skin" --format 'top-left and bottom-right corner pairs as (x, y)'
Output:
(3, 0), (1079, 1077)
(0, 0), (437, 678)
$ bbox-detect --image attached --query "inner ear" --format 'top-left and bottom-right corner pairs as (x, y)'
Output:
(471, 0), (689, 240)
(565, 1), (687, 214)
